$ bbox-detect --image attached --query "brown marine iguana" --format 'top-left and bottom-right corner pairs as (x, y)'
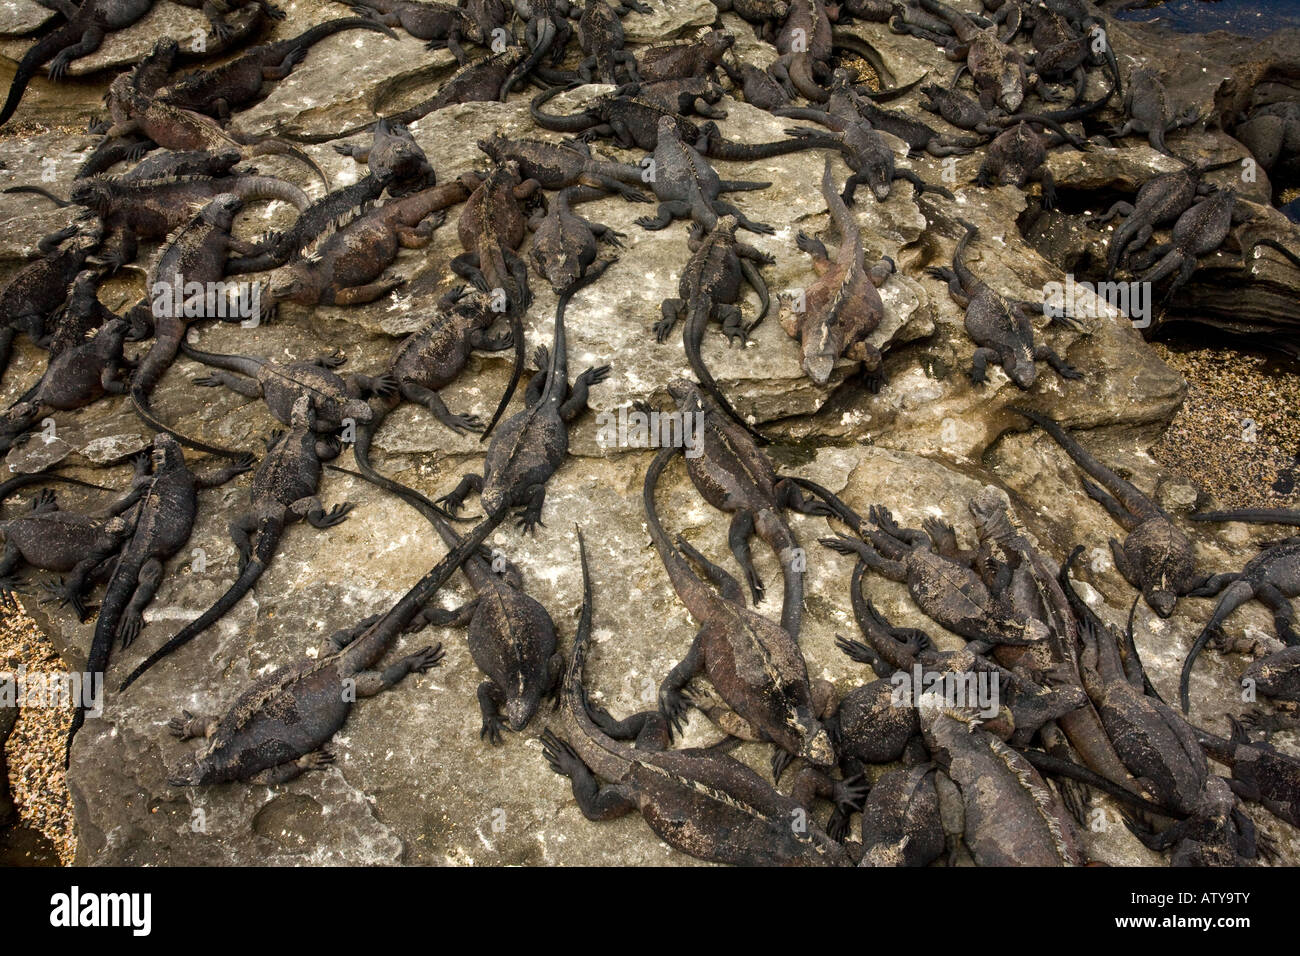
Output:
(118, 396), (356, 690)
(644, 446), (837, 780)
(540, 529), (862, 866)
(783, 157), (895, 389)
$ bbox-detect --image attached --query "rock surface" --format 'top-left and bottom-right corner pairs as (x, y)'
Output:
(0, 0), (1297, 865)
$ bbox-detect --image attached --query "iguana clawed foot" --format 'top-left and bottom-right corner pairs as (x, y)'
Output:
(309, 503), (354, 529)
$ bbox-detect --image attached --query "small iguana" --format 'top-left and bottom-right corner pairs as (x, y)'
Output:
(450, 162), (540, 318)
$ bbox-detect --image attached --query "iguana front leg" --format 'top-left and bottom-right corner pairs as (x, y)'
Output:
(167, 709), (218, 741)
(249, 748), (335, 785)
(658, 630), (705, 736)
(1258, 583), (1300, 645)
(118, 558), (163, 648)
(541, 730), (638, 819)
(197, 455), (255, 488)
(49, 27), (106, 80)
(1036, 344), (1082, 380)
(194, 370), (263, 398)
(725, 510), (764, 603)
(332, 277), (406, 306)
(406, 598), (479, 632)
(478, 681), (507, 744)
(437, 473), (484, 514)
(400, 383), (483, 433)
(559, 364), (611, 421)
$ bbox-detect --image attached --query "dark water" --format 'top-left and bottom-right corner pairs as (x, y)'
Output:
(1114, 0), (1300, 37)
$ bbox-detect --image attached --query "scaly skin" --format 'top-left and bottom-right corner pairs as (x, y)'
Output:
(928, 219), (1083, 388)
(918, 695), (1085, 865)
(478, 133), (649, 202)
(667, 380), (829, 637)
(1012, 406), (1218, 621)
(0, 318), (131, 452)
(65, 435), (252, 764)
(657, 212), (773, 446)
(1198, 717), (1300, 830)
(119, 397), (354, 690)
(337, 0), (473, 54)
(156, 18), (398, 118)
(451, 162), (541, 317)
(333, 119), (436, 198)
(265, 177), (473, 306)
(634, 29), (734, 83)
(855, 764), (947, 867)
(1112, 67), (1199, 157)
(1134, 188), (1244, 302)
(438, 284), (610, 532)
(541, 530), (859, 866)
(644, 446), (836, 779)
(0, 225), (101, 381)
(783, 157), (894, 388)
(166, 510), (505, 786)
(770, 0), (836, 102)
(574, 0), (649, 85)
(0, 0), (157, 128)
(1180, 537), (1300, 713)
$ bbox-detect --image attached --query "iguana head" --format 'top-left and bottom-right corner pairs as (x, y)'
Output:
(666, 378), (705, 413)
(477, 134), (506, 163)
(1144, 583), (1177, 619)
(201, 193), (244, 229)
(265, 267), (309, 304)
(151, 434), (184, 472)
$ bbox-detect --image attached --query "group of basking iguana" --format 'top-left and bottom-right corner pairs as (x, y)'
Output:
(0, 0), (1297, 866)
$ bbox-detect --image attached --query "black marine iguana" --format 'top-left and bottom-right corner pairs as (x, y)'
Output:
(64, 435), (252, 763)
(332, 118), (436, 197)
(927, 219), (1083, 388)
(118, 397), (355, 690)
(477, 133), (649, 202)
(437, 285), (610, 532)
(165, 511), (505, 785)
(1131, 188), (1251, 303)
(541, 529), (862, 867)
(664, 379), (832, 638)
(1012, 406), (1225, 619)
(657, 209), (773, 446)
(155, 17), (398, 118)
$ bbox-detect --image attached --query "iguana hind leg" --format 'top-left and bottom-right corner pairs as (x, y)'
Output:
(249, 748), (335, 785)
(352, 644), (445, 697)
(726, 510), (764, 604)
(541, 730), (638, 820)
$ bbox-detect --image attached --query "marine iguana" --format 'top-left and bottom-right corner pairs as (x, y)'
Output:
(769, 0), (837, 102)
(917, 692), (1085, 865)
(101, 84), (330, 188)
(783, 157), (894, 389)
(182, 340), (391, 452)
(264, 176), (472, 308)
(926, 219), (1083, 388)
(1132, 188), (1249, 302)
(853, 763), (947, 866)
(0, 0), (157, 129)
(834, 79), (984, 157)
(437, 285), (610, 532)
(1011, 406), (1225, 619)
(636, 116), (774, 234)
(541, 529), (861, 866)
(710, 0), (789, 41)
(338, 0), (474, 57)
(1090, 159), (1230, 279)
(394, 491), (561, 742)
(450, 162), (540, 318)
(155, 17), (398, 119)
(0, 317), (132, 452)
(1179, 536), (1300, 713)
(644, 446), (837, 779)
(664, 379), (831, 638)
(634, 29), (734, 83)
(613, 76), (729, 120)
(0, 474), (124, 606)
(0, 225), (101, 381)
(500, 0), (575, 99)
(1197, 716), (1300, 829)
(169, 0), (286, 42)
(332, 118), (436, 197)
(25, 168), (312, 271)
(165, 510), (506, 786)
(1109, 67), (1199, 157)
(817, 501), (1050, 648)
(657, 211), (773, 445)
(119, 397), (356, 690)
(975, 119), (1088, 211)
(477, 133), (649, 202)
(224, 173), (389, 275)
(529, 187), (621, 298)
(917, 0), (1043, 113)
(574, 0), (650, 85)
(64, 435), (252, 763)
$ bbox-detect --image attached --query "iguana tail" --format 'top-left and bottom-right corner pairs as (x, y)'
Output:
(119, 519), (285, 690)
(230, 175), (312, 211)
(1179, 580), (1255, 713)
(762, 514), (804, 640)
(951, 217), (979, 289)
(1252, 238), (1300, 272)
(281, 16), (399, 57)
(242, 139), (332, 190)
(684, 307), (769, 446)
(1011, 406), (1156, 520)
(0, 24), (73, 127)
(529, 83), (596, 134)
(0, 472), (112, 508)
(500, 20), (556, 102)
(704, 129), (830, 162)
(1, 185), (71, 206)
(348, 401), (463, 520)
(130, 384), (248, 459)
(1189, 507), (1300, 526)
